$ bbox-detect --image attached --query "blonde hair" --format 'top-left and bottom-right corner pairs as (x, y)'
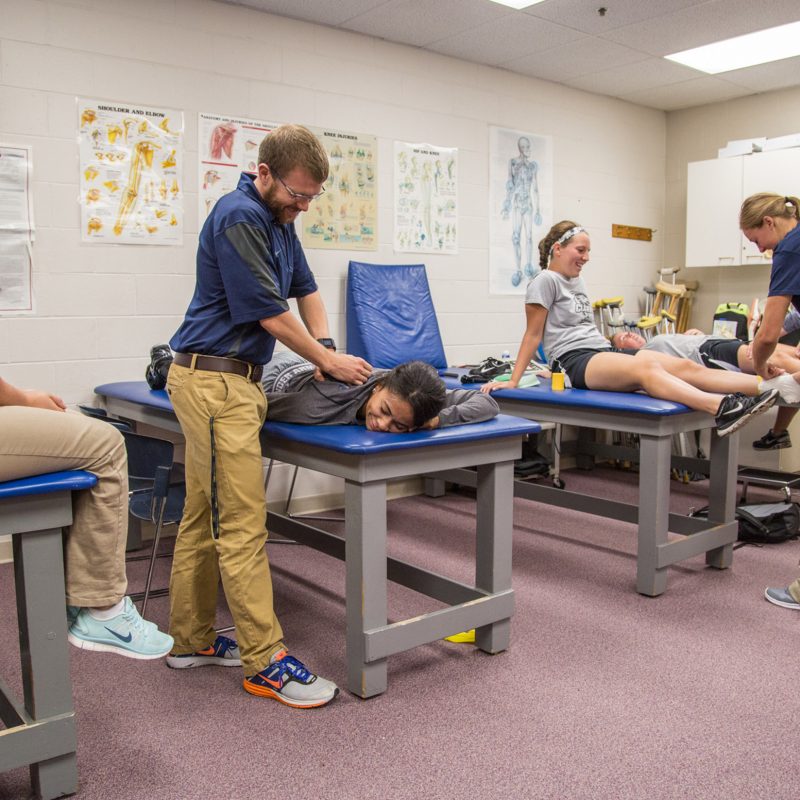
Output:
(739, 193), (800, 230)
(538, 220), (581, 269)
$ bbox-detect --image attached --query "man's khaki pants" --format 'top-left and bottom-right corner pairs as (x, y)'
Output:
(166, 363), (284, 676)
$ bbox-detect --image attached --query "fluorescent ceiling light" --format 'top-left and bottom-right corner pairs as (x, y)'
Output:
(487, 0), (547, 9)
(665, 20), (800, 74)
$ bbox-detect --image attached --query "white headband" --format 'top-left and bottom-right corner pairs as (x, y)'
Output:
(549, 226), (587, 256)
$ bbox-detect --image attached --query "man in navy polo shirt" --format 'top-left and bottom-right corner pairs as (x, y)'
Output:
(166, 124), (371, 708)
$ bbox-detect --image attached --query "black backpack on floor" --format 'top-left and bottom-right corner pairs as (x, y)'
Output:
(692, 502), (800, 544)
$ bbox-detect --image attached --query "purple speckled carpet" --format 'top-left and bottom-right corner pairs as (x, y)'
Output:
(2, 467), (799, 800)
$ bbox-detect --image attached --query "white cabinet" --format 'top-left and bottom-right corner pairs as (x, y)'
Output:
(685, 149), (800, 268)
(685, 158), (742, 267)
(741, 149), (800, 265)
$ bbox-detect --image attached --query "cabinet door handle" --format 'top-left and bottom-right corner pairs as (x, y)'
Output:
(718, 257), (735, 263)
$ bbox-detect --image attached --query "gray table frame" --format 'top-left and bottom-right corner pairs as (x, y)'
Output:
(99, 394), (522, 698)
(428, 397), (738, 597)
(1, 492), (78, 799)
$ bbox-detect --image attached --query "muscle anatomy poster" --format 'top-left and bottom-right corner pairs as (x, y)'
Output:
(394, 142), (457, 254)
(301, 127), (377, 251)
(78, 98), (184, 245)
(489, 126), (552, 295)
(198, 113), (279, 223)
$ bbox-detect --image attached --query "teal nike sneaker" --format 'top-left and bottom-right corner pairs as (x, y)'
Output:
(68, 597), (173, 660)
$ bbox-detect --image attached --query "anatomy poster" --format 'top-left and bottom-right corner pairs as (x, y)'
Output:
(78, 99), (184, 245)
(198, 113), (279, 223)
(489, 126), (552, 295)
(394, 142), (457, 254)
(0, 144), (34, 313)
(302, 127), (377, 251)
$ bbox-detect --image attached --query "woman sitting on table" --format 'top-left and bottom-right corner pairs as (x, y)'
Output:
(263, 352), (498, 431)
(480, 220), (778, 437)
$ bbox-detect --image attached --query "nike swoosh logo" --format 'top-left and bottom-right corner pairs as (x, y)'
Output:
(105, 627), (133, 643)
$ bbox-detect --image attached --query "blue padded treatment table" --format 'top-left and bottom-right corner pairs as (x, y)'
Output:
(439, 371), (739, 597)
(94, 381), (539, 698)
(0, 469), (97, 799)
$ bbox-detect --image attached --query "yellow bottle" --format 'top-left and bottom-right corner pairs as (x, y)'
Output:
(551, 359), (565, 391)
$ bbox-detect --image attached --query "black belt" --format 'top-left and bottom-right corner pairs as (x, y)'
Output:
(173, 352), (263, 383)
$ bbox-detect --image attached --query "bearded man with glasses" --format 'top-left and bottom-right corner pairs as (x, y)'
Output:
(166, 124), (372, 708)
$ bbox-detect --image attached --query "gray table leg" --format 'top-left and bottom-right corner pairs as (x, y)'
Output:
(637, 434), (672, 596)
(345, 480), (388, 698)
(424, 476), (447, 497)
(576, 426), (596, 470)
(705, 430), (737, 569)
(474, 460), (513, 654)
(14, 527), (78, 799)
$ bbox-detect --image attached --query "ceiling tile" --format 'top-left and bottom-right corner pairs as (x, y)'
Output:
(568, 56), (699, 96)
(429, 13), (580, 65)
(719, 55), (800, 91)
(341, 0), (510, 46)
(503, 36), (648, 82)
(619, 76), (754, 111)
(522, 0), (705, 35)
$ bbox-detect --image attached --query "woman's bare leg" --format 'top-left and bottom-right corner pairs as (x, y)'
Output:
(631, 350), (761, 395)
(583, 352), (724, 415)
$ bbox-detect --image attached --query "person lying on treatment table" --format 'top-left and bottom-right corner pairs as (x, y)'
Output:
(263, 352), (499, 431)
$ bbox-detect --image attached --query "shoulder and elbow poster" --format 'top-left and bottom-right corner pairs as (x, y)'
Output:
(77, 98), (184, 245)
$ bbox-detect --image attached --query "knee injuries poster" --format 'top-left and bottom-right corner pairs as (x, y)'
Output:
(302, 127), (378, 251)
(77, 98), (184, 245)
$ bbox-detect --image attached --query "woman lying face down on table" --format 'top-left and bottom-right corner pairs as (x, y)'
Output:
(480, 220), (781, 437)
(263, 352), (499, 432)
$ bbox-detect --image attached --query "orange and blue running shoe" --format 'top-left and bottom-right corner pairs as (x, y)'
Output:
(166, 635), (241, 669)
(243, 649), (338, 708)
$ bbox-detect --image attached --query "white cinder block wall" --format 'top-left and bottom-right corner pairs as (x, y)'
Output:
(0, 0), (667, 514)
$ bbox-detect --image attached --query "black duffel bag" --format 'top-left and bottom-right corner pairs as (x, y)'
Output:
(692, 502), (800, 544)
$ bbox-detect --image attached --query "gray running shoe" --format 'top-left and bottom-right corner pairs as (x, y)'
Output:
(764, 587), (800, 610)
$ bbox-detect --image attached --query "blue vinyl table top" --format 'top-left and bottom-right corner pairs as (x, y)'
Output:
(95, 381), (539, 456)
(0, 470), (97, 500)
(442, 369), (691, 416)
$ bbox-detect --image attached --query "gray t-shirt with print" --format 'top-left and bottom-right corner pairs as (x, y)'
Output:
(524, 270), (609, 362)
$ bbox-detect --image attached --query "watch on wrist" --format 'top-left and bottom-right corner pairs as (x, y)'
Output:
(317, 337), (337, 351)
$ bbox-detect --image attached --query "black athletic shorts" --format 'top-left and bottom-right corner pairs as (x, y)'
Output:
(557, 347), (636, 389)
(698, 338), (742, 370)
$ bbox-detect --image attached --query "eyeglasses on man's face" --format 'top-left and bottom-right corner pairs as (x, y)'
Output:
(268, 165), (326, 202)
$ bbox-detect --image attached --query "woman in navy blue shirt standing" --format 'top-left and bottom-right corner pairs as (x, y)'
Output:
(740, 193), (800, 611)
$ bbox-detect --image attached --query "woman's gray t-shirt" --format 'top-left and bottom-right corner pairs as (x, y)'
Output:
(524, 270), (609, 361)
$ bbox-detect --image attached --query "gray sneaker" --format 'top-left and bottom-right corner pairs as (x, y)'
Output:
(764, 587), (800, 610)
(243, 650), (339, 708)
